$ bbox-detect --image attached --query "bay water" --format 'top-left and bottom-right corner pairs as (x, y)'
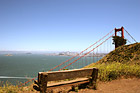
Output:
(0, 54), (101, 85)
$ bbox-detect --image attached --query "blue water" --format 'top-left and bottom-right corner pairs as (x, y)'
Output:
(0, 54), (101, 85)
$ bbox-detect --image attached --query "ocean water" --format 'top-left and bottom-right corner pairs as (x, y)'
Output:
(0, 54), (101, 85)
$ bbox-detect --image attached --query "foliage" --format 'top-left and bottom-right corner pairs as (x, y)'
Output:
(0, 81), (36, 93)
(112, 36), (127, 48)
(85, 43), (140, 81)
(98, 43), (140, 64)
(87, 62), (140, 81)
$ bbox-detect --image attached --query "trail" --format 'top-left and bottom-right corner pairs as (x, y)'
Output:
(70, 78), (140, 93)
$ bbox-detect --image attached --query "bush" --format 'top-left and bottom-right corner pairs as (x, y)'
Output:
(0, 81), (35, 93)
(112, 36), (127, 48)
(87, 62), (140, 81)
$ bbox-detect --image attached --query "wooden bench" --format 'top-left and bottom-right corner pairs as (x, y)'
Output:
(33, 67), (98, 93)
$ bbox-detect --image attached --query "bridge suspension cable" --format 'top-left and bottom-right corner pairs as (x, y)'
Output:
(118, 31), (131, 43)
(58, 33), (115, 71)
(49, 29), (114, 71)
(18, 28), (115, 87)
(124, 29), (137, 43)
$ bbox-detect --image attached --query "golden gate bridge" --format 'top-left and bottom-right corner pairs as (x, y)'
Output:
(19, 26), (137, 87)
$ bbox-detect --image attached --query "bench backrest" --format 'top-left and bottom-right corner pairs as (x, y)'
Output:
(35, 68), (98, 93)
(38, 68), (97, 82)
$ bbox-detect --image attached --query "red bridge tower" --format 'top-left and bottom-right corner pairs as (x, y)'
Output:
(114, 26), (124, 48)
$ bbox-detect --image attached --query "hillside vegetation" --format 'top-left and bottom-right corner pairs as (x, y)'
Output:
(86, 43), (140, 81)
(98, 43), (140, 64)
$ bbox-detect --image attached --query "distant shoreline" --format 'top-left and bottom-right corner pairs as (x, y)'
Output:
(4, 54), (13, 56)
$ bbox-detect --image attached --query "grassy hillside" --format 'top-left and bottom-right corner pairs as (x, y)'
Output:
(86, 43), (140, 81)
(98, 43), (140, 64)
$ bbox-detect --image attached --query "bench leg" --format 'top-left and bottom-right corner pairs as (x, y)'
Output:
(89, 68), (98, 89)
(40, 73), (48, 93)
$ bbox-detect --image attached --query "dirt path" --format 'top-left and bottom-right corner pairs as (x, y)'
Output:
(30, 78), (140, 93)
(70, 78), (140, 93)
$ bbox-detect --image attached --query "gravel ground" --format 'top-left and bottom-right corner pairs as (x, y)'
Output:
(70, 78), (140, 93)
(31, 78), (140, 93)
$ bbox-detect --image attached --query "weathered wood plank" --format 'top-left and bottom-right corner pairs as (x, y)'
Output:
(35, 68), (98, 93)
(89, 68), (98, 89)
(39, 73), (48, 93)
(47, 78), (89, 88)
(39, 68), (97, 81)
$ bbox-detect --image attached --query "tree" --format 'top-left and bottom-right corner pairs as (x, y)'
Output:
(112, 36), (127, 48)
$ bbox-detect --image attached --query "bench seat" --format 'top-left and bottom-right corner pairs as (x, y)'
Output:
(33, 68), (98, 93)
(47, 78), (89, 88)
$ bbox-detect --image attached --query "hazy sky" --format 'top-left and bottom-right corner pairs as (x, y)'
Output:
(0, 0), (140, 51)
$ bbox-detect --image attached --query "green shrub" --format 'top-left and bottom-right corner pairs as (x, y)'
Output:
(0, 81), (34, 93)
(88, 62), (140, 81)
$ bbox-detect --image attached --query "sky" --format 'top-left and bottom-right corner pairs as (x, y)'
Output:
(0, 0), (140, 52)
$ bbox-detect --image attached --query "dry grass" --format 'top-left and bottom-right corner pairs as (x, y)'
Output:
(0, 81), (38, 93)
(85, 43), (140, 81)
(86, 62), (140, 81)
(97, 43), (140, 64)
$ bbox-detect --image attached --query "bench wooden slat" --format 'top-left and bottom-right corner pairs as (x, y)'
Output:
(39, 68), (95, 81)
(35, 68), (98, 93)
(47, 78), (89, 88)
